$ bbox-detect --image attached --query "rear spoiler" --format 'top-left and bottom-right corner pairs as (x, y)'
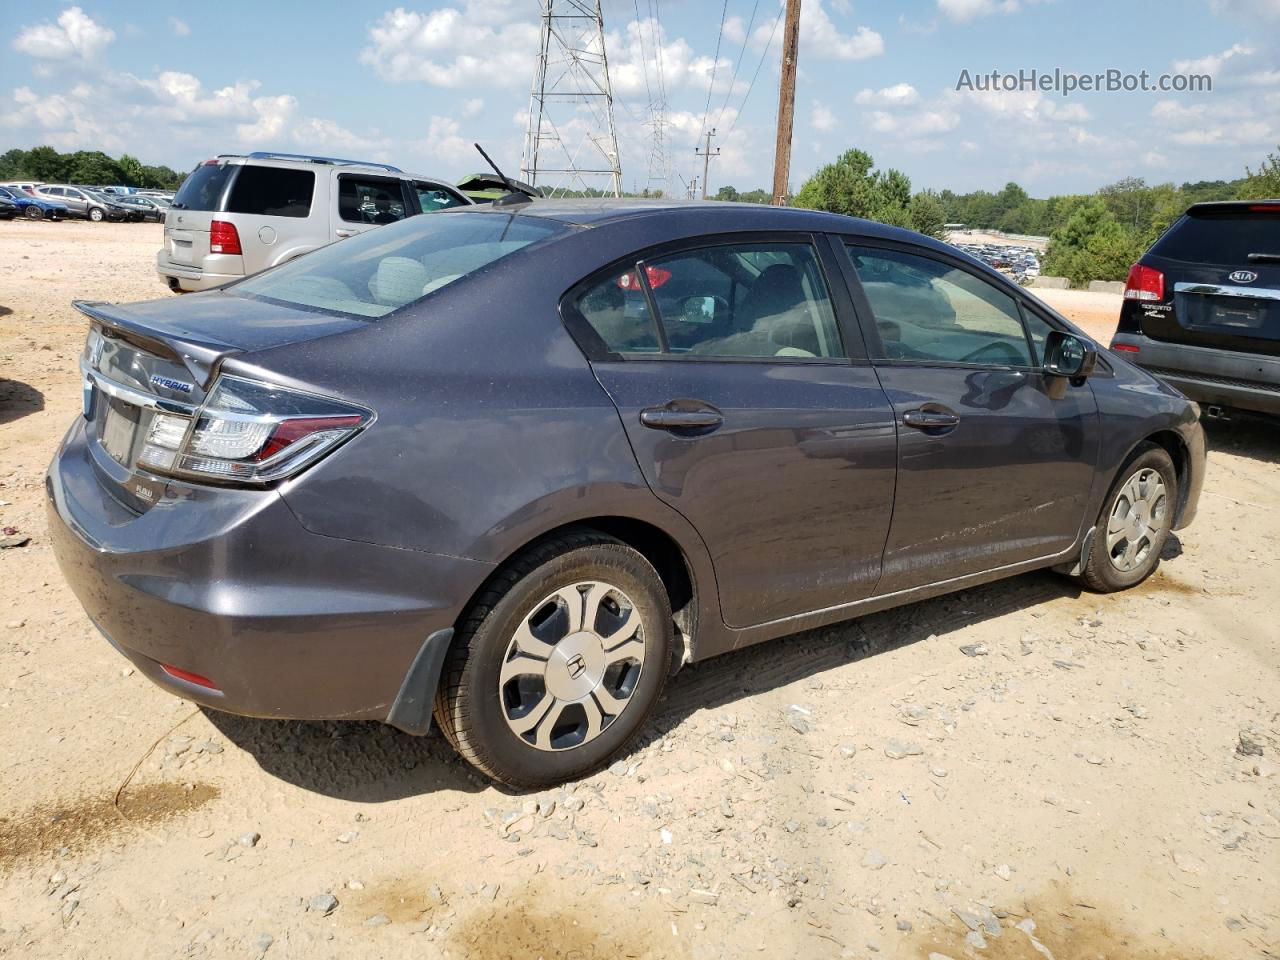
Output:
(72, 300), (240, 387)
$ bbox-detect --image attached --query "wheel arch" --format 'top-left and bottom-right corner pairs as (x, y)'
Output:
(1131, 428), (1193, 526)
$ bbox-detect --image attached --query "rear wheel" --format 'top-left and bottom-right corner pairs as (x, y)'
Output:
(88, 207), (104, 222)
(23, 205), (43, 221)
(434, 531), (672, 788)
(1079, 444), (1177, 592)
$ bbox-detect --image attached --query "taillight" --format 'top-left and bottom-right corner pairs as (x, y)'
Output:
(1248, 204), (1280, 212)
(161, 663), (220, 690)
(137, 376), (371, 484)
(1123, 263), (1164, 301)
(617, 266), (672, 291)
(1112, 343), (1140, 353)
(209, 219), (242, 255)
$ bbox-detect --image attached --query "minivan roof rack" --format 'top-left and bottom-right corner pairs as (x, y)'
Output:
(220, 152), (404, 173)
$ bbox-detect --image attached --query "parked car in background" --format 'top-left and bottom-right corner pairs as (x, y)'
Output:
(0, 181), (44, 195)
(0, 196), (15, 220)
(1112, 200), (1280, 416)
(34, 184), (126, 222)
(456, 172), (542, 204)
(112, 194), (167, 222)
(157, 152), (472, 292)
(0, 185), (69, 220)
(50, 201), (1204, 787)
(86, 189), (144, 222)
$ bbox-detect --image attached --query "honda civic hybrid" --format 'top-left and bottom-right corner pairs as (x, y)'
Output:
(47, 201), (1204, 787)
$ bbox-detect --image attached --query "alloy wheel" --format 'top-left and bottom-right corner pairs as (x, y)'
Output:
(1106, 468), (1167, 572)
(498, 580), (646, 751)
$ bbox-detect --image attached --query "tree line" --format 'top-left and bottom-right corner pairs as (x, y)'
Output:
(0, 146), (186, 190)
(713, 144), (1280, 285)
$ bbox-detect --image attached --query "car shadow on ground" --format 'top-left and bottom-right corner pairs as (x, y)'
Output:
(1202, 411), (1280, 466)
(205, 569), (1086, 801)
(0, 378), (45, 426)
(0, 305), (12, 318)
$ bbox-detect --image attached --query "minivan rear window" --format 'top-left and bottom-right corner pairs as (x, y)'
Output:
(1149, 209), (1280, 264)
(172, 162), (236, 211)
(232, 211), (566, 318)
(225, 166), (315, 218)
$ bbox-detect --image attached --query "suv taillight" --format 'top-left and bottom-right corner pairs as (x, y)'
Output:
(137, 376), (371, 484)
(1123, 263), (1164, 302)
(209, 219), (242, 255)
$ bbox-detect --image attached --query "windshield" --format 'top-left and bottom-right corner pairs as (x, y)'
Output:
(1151, 209), (1280, 264)
(233, 211), (567, 318)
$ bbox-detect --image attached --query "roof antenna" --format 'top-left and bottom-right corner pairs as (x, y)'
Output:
(475, 143), (532, 207)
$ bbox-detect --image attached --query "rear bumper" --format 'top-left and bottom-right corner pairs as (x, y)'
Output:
(155, 250), (243, 292)
(1111, 333), (1280, 416)
(46, 416), (492, 722)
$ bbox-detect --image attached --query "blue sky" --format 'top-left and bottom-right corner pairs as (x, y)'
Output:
(3, 0), (1277, 197)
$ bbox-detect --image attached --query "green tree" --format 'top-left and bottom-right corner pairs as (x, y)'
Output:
(793, 147), (941, 234)
(118, 153), (144, 186)
(1240, 146), (1280, 200)
(713, 185), (740, 202)
(24, 145), (70, 181)
(908, 191), (946, 239)
(1043, 199), (1144, 285)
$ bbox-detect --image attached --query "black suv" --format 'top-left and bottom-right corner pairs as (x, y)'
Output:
(1112, 200), (1280, 416)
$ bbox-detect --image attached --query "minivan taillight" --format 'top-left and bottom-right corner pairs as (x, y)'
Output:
(209, 219), (242, 255)
(136, 376), (372, 484)
(1123, 263), (1164, 302)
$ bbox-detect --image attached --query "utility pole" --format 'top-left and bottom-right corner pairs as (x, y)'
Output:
(771, 0), (802, 206)
(688, 176), (699, 199)
(694, 128), (720, 200)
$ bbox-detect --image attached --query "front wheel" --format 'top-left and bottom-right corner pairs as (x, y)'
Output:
(88, 207), (105, 222)
(1079, 444), (1177, 592)
(23, 205), (43, 221)
(434, 532), (672, 788)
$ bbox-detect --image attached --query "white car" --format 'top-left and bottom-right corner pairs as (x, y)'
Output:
(157, 152), (471, 293)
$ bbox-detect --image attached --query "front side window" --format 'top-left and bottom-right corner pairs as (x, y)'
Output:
(578, 241), (843, 360)
(339, 176), (405, 225)
(234, 212), (565, 318)
(225, 166), (315, 218)
(415, 182), (468, 213)
(846, 244), (1032, 367)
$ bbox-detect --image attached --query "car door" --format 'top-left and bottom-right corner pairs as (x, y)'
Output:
(566, 234), (898, 628)
(837, 239), (1099, 593)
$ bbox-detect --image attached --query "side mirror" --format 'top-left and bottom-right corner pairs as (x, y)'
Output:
(1043, 331), (1097, 383)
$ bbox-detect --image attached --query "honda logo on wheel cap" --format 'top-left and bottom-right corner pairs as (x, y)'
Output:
(1229, 270), (1258, 283)
(565, 654), (587, 679)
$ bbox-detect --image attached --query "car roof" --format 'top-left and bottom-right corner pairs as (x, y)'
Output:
(465, 197), (954, 253)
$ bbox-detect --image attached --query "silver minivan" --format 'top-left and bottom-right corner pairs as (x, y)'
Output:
(156, 152), (471, 292)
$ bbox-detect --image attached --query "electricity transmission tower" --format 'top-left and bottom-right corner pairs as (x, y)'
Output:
(522, 0), (623, 197)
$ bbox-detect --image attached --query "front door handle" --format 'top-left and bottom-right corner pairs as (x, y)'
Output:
(335, 228), (358, 238)
(640, 406), (724, 432)
(903, 408), (960, 431)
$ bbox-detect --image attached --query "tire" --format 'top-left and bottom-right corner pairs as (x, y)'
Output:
(434, 531), (672, 788)
(1079, 443), (1177, 592)
(23, 205), (43, 221)
(88, 207), (104, 222)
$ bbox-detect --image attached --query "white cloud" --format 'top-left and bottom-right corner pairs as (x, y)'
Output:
(1209, 0), (1280, 19)
(751, 0), (884, 60)
(420, 114), (474, 165)
(959, 87), (1091, 123)
(360, 7), (540, 89)
(811, 100), (837, 132)
(855, 83), (920, 105)
(461, 97), (484, 117)
(169, 17), (191, 37)
(13, 6), (115, 61)
(1174, 43), (1252, 75)
(869, 107), (959, 136)
(937, 0), (1049, 21)
(1142, 151), (1169, 168)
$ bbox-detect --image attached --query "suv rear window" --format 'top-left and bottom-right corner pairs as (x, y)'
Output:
(225, 166), (315, 218)
(233, 212), (565, 318)
(172, 162), (236, 211)
(1149, 209), (1280, 264)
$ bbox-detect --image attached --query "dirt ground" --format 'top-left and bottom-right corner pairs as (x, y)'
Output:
(1, 220), (1278, 960)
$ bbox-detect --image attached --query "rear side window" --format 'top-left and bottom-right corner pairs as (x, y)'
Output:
(1150, 210), (1280, 264)
(339, 176), (405, 224)
(415, 182), (468, 212)
(172, 162), (236, 211)
(224, 166), (315, 218)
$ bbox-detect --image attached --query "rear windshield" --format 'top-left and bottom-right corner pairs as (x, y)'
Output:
(172, 162), (236, 211)
(232, 211), (567, 318)
(1150, 209), (1280, 264)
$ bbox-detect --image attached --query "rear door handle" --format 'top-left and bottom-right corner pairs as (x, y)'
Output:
(640, 407), (724, 431)
(903, 408), (960, 430)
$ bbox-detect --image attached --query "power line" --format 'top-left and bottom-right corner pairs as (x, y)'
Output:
(713, 0), (760, 133)
(724, 2), (783, 138)
(699, 0), (730, 139)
